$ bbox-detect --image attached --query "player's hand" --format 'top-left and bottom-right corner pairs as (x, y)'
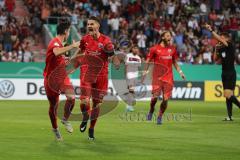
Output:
(141, 70), (148, 83)
(71, 40), (80, 48)
(180, 72), (186, 80)
(204, 24), (212, 32)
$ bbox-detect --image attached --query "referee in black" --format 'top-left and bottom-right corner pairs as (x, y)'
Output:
(205, 24), (240, 121)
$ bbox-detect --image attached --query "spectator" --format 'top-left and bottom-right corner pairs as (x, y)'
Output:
(2, 51), (12, 62)
(0, 10), (7, 28)
(188, 16), (199, 30)
(0, 43), (3, 61)
(167, 0), (176, 20)
(136, 30), (147, 55)
(202, 46), (212, 64)
(4, 0), (15, 14)
(22, 42), (32, 62)
(109, 0), (121, 13)
(108, 14), (120, 39)
(12, 0), (239, 64)
(2, 27), (13, 52)
(32, 14), (42, 45)
(41, 4), (51, 22)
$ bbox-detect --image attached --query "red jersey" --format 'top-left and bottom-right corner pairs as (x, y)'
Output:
(79, 34), (112, 77)
(147, 44), (178, 82)
(43, 37), (65, 77)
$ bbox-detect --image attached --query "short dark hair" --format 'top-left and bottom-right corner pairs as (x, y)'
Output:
(57, 20), (71, 35)
(88, 16), (100, 25)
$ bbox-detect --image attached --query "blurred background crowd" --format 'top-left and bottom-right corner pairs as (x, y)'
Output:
(0, 0), (239, 64)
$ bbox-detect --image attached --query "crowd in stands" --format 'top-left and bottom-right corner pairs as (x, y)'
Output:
(0, 0), (240, 64)
(0, 0), (37, 62)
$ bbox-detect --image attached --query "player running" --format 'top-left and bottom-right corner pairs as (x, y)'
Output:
(205, 24), (240, 121)
(124, 45), (142, 112)
(142, 31), (186, 125)
(43, 20), (80, 141)
(76, 16), (119, 140)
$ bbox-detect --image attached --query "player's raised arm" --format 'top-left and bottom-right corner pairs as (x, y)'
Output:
(213, 43), (222, 62)
(204, 24), (228, 46)
(53, 41), (80, 56)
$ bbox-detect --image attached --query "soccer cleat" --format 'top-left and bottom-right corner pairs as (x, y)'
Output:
(146, 113), (153, 121)
(157, 116), (163, 125)
(61, 119), (73, 133)
(88, 128), (95, 140)
(126, 105), (134, 112)
(52, 128), (63, 141)
(223, 117), (234, 121)
(80, 121), (88, 132)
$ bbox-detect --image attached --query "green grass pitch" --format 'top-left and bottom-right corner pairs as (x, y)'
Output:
(0, 100), (240, 160)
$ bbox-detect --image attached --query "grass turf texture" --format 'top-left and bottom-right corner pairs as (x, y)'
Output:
(0, 100), (240, 160)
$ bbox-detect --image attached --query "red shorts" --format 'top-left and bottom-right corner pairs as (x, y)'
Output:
(152, 78), (173, 100)
(80, 75), (108, 101)
(44, 76), (73, 98)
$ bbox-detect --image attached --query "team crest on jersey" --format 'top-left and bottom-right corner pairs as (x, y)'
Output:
(168, 49), (172, 53)
(98, 43), (104, 48)
(221, 52), (226, 58)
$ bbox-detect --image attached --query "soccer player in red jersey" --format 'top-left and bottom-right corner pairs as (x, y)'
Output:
(142, 31), (186, 124)
(76, 16), (119, 140)
(43, 20), (80, 140)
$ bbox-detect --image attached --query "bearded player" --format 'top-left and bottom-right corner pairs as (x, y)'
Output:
(76, 16), (119, 140)
(142, 31), (186, 125)
(43, 20), (80, 140)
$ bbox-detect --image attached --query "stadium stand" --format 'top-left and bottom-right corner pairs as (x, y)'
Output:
(0, 0), (239, 64)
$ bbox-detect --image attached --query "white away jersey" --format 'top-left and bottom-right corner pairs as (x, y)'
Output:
(124, 53), (141, 79)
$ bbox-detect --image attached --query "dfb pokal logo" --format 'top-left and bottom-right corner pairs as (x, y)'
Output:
(0, 80), (15, 98)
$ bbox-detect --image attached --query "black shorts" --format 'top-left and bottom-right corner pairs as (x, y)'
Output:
(221, 71), (236, 90)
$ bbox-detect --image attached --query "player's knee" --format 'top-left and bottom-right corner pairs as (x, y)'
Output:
(67, 95), (75, 101)
(224, 90), (233, 99)
(81, 98), (90, 105)
(93, 99), (102, 105)
(162, 99), (168, 106)
(224, 93), (232, 99)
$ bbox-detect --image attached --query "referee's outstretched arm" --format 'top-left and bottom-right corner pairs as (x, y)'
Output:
(204, 24), (229, 47)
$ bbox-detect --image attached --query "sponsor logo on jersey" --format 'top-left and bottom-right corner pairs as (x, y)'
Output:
(160, 56), (172, 59)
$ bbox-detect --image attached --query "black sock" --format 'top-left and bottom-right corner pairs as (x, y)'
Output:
(229, 96), (240, 108)
(226, 98), (233, 118)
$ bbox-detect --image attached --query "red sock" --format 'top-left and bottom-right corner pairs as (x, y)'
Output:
(159, 100), (168, 117)
(80, 101), (90, 121)
(63, 98), (75, 120)
(48, 97), (59, 129)
(149, 97), (157, 114)
(90, 101), (100, 129)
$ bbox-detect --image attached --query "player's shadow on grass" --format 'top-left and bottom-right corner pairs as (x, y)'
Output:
(45, 138), (123, 156)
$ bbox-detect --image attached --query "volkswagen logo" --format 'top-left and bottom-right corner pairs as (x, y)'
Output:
(0, 80), (15, 98)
